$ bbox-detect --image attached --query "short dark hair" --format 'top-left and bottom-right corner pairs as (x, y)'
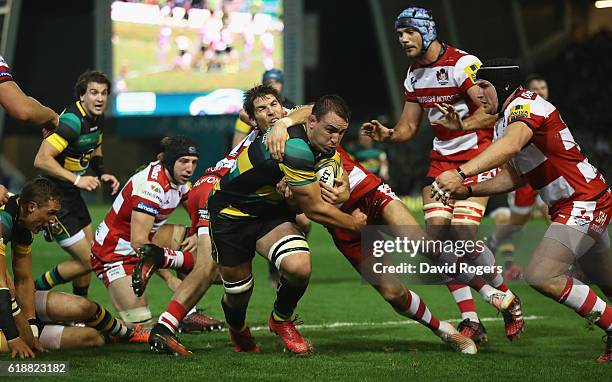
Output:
(74, 70), (111, 99)
(312, 95), (351, 123)
(243, 84), (281, 120)
(20, 177), (62, 207)
(524, 73), (546, 88)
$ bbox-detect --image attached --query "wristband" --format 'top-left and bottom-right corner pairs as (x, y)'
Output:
(0, 289), (19, 341)
(90, 155), (105, 177)
(28, 318), (42, 338)
(73, 175), (81, 186)
(456, 168), (468, 180)
(11, 297), (20, 317)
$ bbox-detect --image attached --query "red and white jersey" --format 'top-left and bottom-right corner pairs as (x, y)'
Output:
(403, 45), (492, 162)
(0, 55), (14, 84)
(496, 89), (609, 216)
(92, 161), (189, 260)
(337, 146), (382, 212)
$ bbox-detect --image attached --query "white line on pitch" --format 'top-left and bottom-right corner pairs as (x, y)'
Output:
(249, 315), (544, 332)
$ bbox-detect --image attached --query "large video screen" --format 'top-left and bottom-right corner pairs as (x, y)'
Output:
(111, 0), (283, 116)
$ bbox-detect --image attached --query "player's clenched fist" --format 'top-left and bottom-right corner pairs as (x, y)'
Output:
(351, 208), (367, 232)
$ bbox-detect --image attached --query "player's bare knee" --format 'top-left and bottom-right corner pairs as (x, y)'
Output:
(524, 263), (556, 288)
(278, 253), (311, 282)
(77, 297), (97, 318)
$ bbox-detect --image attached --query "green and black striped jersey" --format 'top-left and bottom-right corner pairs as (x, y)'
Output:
(0, 195), (33, 257)
(209, 124), (336, 220)
(45, 101), (103, 177)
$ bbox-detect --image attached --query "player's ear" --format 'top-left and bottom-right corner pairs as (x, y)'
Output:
(307, 114), (317, 128)
(26, 201), (37, 213)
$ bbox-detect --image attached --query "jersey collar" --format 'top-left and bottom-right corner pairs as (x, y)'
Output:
(76, 100), (100, 123)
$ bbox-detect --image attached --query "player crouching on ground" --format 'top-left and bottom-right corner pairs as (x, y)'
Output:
(91, 136), (219, 329)
(433, 59), (612, 362)
(0, 178), (62, 358)
(0, 178), (146, 358)
(207, 87), (366, 355)
(1, 289), (149, 353)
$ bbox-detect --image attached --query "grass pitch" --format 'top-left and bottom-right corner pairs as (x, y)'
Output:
(15, 205), (612, 381)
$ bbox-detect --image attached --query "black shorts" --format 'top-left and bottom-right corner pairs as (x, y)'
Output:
(209, 215), (295, 267)
(46, 177), (92, 242)
(485, 193), (509, 216)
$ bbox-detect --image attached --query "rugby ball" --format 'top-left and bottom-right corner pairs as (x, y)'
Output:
(315, 158), (342, 188)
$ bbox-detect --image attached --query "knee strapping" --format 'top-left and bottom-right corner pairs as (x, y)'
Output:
(423, 202), (453, 221)
(267, 235), (309, 269)
(39, 325), (65, 350)
(34, 290), (51, 323)
(223, 274), (254, 295)
(451, 201), (485, 225)
(58, 229), (86, 248)
(118, 307), (152, 324)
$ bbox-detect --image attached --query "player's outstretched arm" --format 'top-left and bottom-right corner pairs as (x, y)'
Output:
(434, 164), (524, 202)
(290, 181), (365, 232)
(458, 121), (533, 177)
(433, 103), (499, 132)
(0, 81), (58, 127)
(471, 164), (524, 197)
(362, 101), (422, 143)
(11, 244), (35, 322)
(432, 122), (532, 203)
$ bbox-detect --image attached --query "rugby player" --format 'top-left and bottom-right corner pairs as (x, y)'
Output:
(0, 55), (59, 204)
(277, 147), (478, 354)
(486, 74), (551, 280)
(433, 59), (612, 362)
(1, 289), (148, 353)
(233, 68), (296, 147)
(360, 7), (511, 341)
(135, 106), (314, 355)
(0, 178), (61, 358)
(232, 69), (307, 288)
(208, 87), (366, 355)
(90, 136), (200, 327)
(33, 70), (120, 299)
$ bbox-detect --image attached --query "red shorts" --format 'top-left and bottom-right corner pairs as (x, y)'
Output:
(90, 221), (157, 288)
(551, 189), (612, 240)
(331, 183), (400, 268)
(426, 160), (497, 187)
(508, 183), (540, 214)
(187, 174), (220, 235)
(91, 249), (138, 288)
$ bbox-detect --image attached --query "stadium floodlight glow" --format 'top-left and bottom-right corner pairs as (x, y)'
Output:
(595, 1), (612, 8)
